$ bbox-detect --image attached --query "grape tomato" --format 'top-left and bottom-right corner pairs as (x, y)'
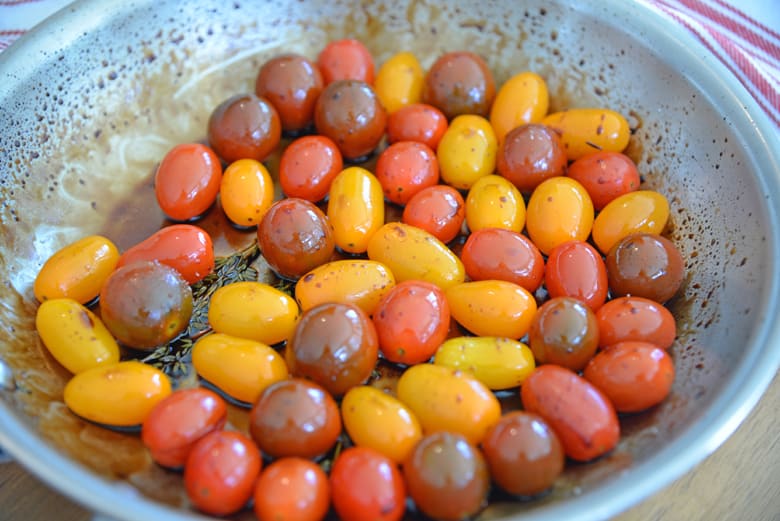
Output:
(545, 240), (608, 311)
(566, 150), (640, 210)
(219, 159), (275, 227)
(496, 123), (566, 194)
(401, 184), (465, 244)
(529, 297), (599, 372)
(255, 54), (324, 133)
(446, 280), (537, 339)
(433, 336), (535, 390)
(606, 232), (684, 303)
(374, 51), (424, 114)
(489, 72), (549, 143)
(592, 190), (671, 255)
(423, 51), (495, 119)
(327, 166), (385, 254)
(154, 143), (222, 222)
(279, 135), (343, 202)
(465, 174), (526, 233)
(375, 141), (439, 206)
(317, 39), (375, 85)
(460, 227), (545, 292)
(437, 114), (497, 190)
(208, 93), (281, 163)
(596, 296), (676, 349)
(386, 103), (448, 150)
(525, 176), (594, 255)
(253, 458), (331, 521)
(542, 108), (631, 161)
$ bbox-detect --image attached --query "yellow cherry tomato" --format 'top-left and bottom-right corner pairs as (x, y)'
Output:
(465, 174), (526, 233)
(192, 333), (288, 404)
(341, 385), (423, 463)
(208, 281), (300, 345)
(396, 363), (501, 445)
(220, 159), (275, 227)
(490, 71), (549, 143)
(437, 114), (497, 189)
(34, 235), (119, 304)
(526, 177), (594, 255)
(295, 259), (395, 316)
(327, 166), (384, 254)
(64, 361), (171, 427)
(35, 298), (120, 374)
(542, 108), (630, 161)
(445, 280), (537, 339)
(374, 51), (424, 113)
(592, 190), (670, 254)
(434, 336), (536, 390)
(367, 222), (465, 289)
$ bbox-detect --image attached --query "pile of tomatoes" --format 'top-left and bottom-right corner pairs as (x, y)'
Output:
(32, 38), (685, 521)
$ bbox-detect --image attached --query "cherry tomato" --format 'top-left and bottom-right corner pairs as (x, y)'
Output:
(401, 184), (464, 244)
(207, 93), (281, 163)
(465, 174), (526, 233)
(583, 341), (675, 413)
(528, 297), (599, 372)
(496, 123), (567, 194)
(327, 166), (385, 254)
(525, 176), (594, 255)
(402, 432), (489, 521)
(220, 159), (275, 227)
(184, 430), (261, 517)
(460, 227), (544, 292)
(596, 295), (676, 349)
(279, 135), (343, 202)
(387, 103), (448, 150)
(545, 240), (608, 311)
(521, 365), (619, 462)
(375, 141), (439, 205)
(154, 143), (222, 221)
(141, 388), (227, 469)
(253, 458), (330, 521)
(374, 51), (424, 113)
(255, 54), (324, 133)
(566, 151), (640, 210)
(482, 411), (564, 497)
(330, 447), (406, 521)
(437, 114), (497, 190)
(257, 198), (335, 280)
(116, 224), (215, 284)
(591, 190), (670, 254)
(446, 280), (537, 339)
(317, 39), (375, 85)
(249, 378), (341, 459)
(542, 108), (630, 161)
(373, 280), (450, 365)
(606, 233), (684, 303)
(423, 51), (495, 119)
(489, 72), (549, 143)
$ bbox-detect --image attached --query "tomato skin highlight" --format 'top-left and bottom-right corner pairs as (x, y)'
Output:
(154, 143), (222, 222)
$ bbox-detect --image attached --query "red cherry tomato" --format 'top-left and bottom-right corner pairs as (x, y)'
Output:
(141, 388), (227, 469)
(566, 151), (641, 210)
(401, 185), (465, 244)
(317, 39), (375, 85)
(208, 93), (281, 163)
(184, 430), (262, 516)
(253, 457), (331, 521)
(116, 224), (215, 284)
(584, 341), (675, 413)
(154, 143), (222, 222)
(387, 103), (448, 150)
(460, 227), (545, 292)
(375, 141), (439, 205)
(545, 240), (608, 311)
(596, 296), (676, 349)
(255, 54), (324, 133)
(279, 135), (343, 202)
(330, 446), (406, 521)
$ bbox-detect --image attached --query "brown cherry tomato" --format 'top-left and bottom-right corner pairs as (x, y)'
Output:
(596, 296), (676, 349)
(279, 135), (343, 202)
(255, 54), (324, 133)
(286, 302), (378, 396)
(184, 430), (261, 517)
(373, 280), (450, 365)
(402, 432), (489, 521)
(317, 39), (375, 85)
(496, 123), (567, 193)
(481, 411), (564, 497)
(207, 93), (281, 163)
(545, 240), (608, 311)
(528, 297), (599, 372)
(460, 227), (545, 293)
(330, 447), (406, 521)
(401, 185), (465, 244)
(521, 365), (620, 462)
(154, 143), (222, 221)
(257, 198), (335, 280)
(606, 233), (684, 303)
(253, 457), (331, 521)
(387, 103), (448, 150)
(584, 341), (675, 413)
(423, 51), (495, 119)
(375, 141), (439, 205)
(249, 378), (341, 459)
(566, 151), (641, 210)
(141, 388), (227, 469)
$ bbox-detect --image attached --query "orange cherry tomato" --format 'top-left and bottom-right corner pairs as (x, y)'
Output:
(184, 430), (262, 517)
(117, 224), (214, 285)
(317, 39), (375, 85)
(525, 176), (594, 255)
(255, 54), (324, 133)
(545, 240), (608, 311)
(584, 341), (675, 413)
(566, 151), (641, 210)
(521, 365), (620, 462)
(375, 141), (439, 205)
(330, 447), (406, 521)
(460, 227), (544, 293)
(596, 296), (676, 349)
(591, 190), (670, 254)
(401, 185), (465, 244)
(279, 135), (343, 202)
(253, 458), (331, 521)
(154, 143), (222, 221)
(386, 103), (448, 150)
(220, 159), (275, 227)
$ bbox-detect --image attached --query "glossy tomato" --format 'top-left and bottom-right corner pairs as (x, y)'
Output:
(375, 141), (439, 205)
(496, 123), (566, 193)
(386, 103), (448, 150)
(465, 174), (526, 233)
(566, 151), (640, 210)
(279, 135), (343, 202)
(423, 51), (495, 119)
(437, 114), (497, 190)
(374, 51), (424, 113)
(253, 458), (330, 521)
(460, 227), (544, 292)
(401, 184), (465, 244)
(207, 93), (281, 163)
(154, 143), (222, 221)
(545, 240), (608, 311)
(528, 297), (599, 372)
(592, 190), (670, 254)
(327, 166), (385, 254)
(220, 159), (275, 227)
(317, 39), (375, 85)
(489, 72), (549, 143)
(255, 54), (324, 133)
(596, 296), (676, 349)
(446, 280), (537, 339)
(525, 176), (594, 255)
(606, 233), (684, 303)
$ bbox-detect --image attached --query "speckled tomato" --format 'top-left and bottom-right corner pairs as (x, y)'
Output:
(437, 114), (497, 190)
(465, 174), (526, 233)
(445, 280), (537, 339)
(460, 227), (544, 293)
(375, 141), (439, 206)
(279, 135), (343, 202)
(496, 124), (566, 193)
(529, 297), (599, 372)
(605, 233), (684, 303)
(255, 54), (324, 133)
(327, 166), (384, 254)
(219, 159), (275, 227)
(208, 93), (281, 163)
(566, 151), (640, 210)
(489, 72), (549, 143)
(423, 51), (495, 119)
(596, 295), (676, 349)
(387, 103), (448, 150)
(592, 190), (670, 254)
(401, 185), (465, 244)
(545, 240), (608, 311)
(154, 143), (222, 221)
